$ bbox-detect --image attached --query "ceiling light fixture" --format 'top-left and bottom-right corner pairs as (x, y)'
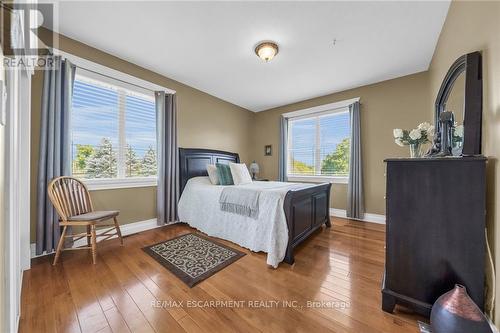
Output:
(255, 41), (279, 62)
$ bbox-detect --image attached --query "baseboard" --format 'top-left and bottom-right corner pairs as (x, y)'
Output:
(330, 208), (386, 224)
(29, 211), (384, 258)
(30, 218), (160, 258)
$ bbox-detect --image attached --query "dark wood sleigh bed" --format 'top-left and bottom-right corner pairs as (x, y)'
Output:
(179, 148), (332, 265)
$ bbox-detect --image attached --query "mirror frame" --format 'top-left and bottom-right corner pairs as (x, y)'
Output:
(434, 51), (482, 156)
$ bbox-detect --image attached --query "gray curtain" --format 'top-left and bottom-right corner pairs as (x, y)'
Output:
(36, 56), (76, 255)
(347, 101), (364, 219)
(156, 92), (179, 225)
(278, 116), (288, 182)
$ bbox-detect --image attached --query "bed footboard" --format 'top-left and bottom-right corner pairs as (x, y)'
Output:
(282, 183), (332, 264)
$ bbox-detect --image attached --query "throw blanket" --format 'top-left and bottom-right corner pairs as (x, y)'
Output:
(219, 187), (260, 219)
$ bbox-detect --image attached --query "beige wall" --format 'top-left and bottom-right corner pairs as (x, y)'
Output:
(252, 72), (430, 214)
(427, 0), (500, 321)
(30, 29), (254, 241)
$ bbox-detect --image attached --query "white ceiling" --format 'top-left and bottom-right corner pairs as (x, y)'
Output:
(44, 1), (450, 112)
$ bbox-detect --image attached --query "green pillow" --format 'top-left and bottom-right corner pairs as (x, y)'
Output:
(216, 163), (234, 185)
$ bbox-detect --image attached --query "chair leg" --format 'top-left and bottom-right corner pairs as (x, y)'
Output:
(91, 224), (97, 264)
(86, 225), (91, 247)
(53, 226), (67, 266)
(114, 217), (124, 246)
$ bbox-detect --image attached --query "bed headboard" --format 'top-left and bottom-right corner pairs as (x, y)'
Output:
(179, 148), (240, 194)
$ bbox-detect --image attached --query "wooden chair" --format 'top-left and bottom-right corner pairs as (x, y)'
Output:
(48, 176), (124, 265)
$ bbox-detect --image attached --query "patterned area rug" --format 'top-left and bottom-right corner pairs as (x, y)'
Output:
(143, 233), (245, 287)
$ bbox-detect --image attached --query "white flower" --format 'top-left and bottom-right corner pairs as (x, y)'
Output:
(455, 124), (464, 137)
(393, 129), (403, 138)
(409, 129), (422, 141)
(395, 138), (405, 147)
(418, 122), (432, 131)
(428, 125), (435, 138)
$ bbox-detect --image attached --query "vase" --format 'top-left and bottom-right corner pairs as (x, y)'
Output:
(409, 142), (422, 158)
(452, 141), (463, 156)
(430, 284), (492, 333)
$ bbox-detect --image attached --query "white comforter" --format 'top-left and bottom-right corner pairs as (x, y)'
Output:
(178, 177), (306, 267)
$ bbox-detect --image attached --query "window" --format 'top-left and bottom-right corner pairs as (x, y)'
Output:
(287, 105), (351, 182)
(71, 70), (157, 189)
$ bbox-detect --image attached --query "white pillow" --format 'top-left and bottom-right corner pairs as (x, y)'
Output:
(229, 163), (253, 185)
(206, 164), (219, 185)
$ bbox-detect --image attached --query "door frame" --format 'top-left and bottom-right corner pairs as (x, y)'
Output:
(2, 2), (34, 332)
(4, 63), (32, 333)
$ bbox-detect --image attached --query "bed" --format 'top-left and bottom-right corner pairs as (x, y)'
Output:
(178, 148), (332, 267)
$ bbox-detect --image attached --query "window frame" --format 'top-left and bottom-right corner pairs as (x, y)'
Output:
(283, 98), (358, 184)
(57, 49), (175, 190)
(84, 177), (157, 191)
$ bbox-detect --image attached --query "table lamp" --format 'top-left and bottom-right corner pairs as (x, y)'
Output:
(249, 161), (260, 180)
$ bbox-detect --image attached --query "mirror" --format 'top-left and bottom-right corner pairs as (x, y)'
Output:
(428, 52), (482, 157)
(443, 71), (465, 156)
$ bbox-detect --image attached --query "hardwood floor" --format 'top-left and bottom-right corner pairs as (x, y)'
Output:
(20, 217), (426, 333)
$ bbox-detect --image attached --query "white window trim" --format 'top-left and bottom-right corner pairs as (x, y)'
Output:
(84, 177), (157, 191)
(287, 175), (348, 184)
(61, 50), (167, 189)
(285, 98), (357, 183)
(53, 49), (175, 94)
(282, 97), (359, 119)
(72, 74), (158, 187)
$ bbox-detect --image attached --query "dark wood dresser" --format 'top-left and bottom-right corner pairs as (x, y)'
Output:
(382, 157), (486, 317)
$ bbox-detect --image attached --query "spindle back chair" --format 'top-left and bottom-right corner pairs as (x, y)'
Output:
(48, 176), (123, 265)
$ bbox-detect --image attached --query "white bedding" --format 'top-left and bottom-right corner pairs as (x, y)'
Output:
(178, 177), (309, 267)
